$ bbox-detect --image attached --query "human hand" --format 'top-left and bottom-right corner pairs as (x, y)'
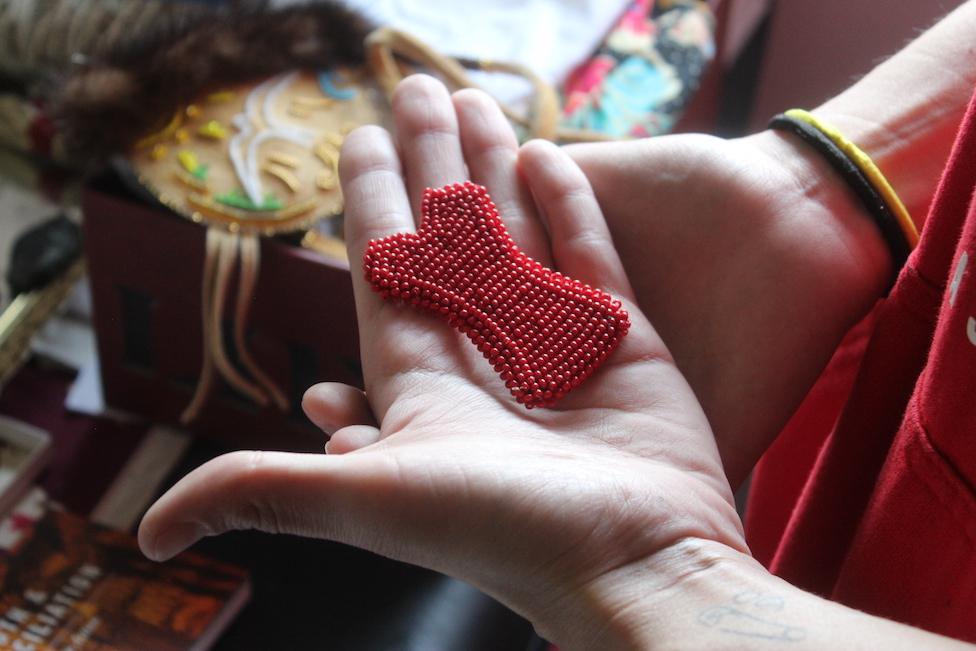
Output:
(138, 76), (746, 649)
(566, 132), (892, 484)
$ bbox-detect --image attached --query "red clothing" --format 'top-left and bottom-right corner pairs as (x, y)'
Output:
(746, 86), (976, 642)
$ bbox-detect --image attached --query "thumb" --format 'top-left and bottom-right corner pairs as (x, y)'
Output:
(138, 449), (436, 565)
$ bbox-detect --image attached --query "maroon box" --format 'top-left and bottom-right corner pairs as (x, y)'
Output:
(83, 173), (361, 451)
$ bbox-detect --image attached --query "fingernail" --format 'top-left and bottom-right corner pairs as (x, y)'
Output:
(150, 522), (201, 562)
(302, 383), (328, 404)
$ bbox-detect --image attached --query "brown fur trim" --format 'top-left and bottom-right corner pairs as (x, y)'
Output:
(54, 2), (373, 167)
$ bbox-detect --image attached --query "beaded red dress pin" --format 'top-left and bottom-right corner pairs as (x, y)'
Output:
(363, 181), (630, 408)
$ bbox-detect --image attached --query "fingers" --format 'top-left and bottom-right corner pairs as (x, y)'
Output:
(138, 451), (365, 561)
(302, 382), (376, 435)
(339, 122), (444, 406)
(138, 450), (449, 567)
(518, 140), (636, 301)
(392, 75), (468, 220)
(325, 425), (381, 454)
(339, 125), (414, 265)
(452, 89), (552, 265)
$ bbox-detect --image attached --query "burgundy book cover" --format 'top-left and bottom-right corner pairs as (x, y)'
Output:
(82, 175), (361, 451)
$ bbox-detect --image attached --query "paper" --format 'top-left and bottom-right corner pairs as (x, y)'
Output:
(285, 0), (630, 104)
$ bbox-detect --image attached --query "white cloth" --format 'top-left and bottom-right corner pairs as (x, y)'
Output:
(338, 0), (630, 103)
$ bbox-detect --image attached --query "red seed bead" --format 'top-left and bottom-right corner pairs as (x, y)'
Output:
(363, 182), (630, 409)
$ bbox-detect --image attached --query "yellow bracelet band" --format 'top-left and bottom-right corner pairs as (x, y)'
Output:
(784, 108), (919, 249)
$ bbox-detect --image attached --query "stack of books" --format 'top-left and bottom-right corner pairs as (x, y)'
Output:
(0, 408), (250, 651)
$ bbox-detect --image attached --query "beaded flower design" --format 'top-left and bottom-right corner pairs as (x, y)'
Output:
(363, 182), (630, 408)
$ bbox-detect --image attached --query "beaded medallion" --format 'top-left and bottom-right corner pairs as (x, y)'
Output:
(364, 182), (630, 408)
(124, 68), (386, 423)
(128, 68), (384, 236)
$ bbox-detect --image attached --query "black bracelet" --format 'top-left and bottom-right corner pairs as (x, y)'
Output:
(768, 113), (911, 279)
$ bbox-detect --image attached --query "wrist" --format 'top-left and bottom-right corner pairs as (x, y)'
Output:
(744, 127), (892, 296)
(544, 535), (976, 651)
(810, 0), (976, 226)
(536, 538), (762, 651)
(805, 105), (945, 227)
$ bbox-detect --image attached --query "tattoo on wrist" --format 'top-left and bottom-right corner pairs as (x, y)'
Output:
(698, 591), (806, 642)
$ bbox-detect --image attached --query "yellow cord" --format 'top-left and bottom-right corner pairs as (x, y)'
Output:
(785, 108), (919, 249)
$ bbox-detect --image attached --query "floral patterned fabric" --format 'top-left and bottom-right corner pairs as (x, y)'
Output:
(561, 0), (715, 138)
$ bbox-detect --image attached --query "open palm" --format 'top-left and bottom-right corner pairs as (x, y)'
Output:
(139, 76), (746, 648)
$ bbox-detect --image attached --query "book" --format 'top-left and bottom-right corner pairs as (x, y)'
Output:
(0, 362), (191, 527)
(0, 488), (250, 651)
(86, 425), (192, 532)
(0, 416), (52, 520)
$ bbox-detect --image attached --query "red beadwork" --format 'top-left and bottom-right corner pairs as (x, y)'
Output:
(363, 182), (630, 409)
